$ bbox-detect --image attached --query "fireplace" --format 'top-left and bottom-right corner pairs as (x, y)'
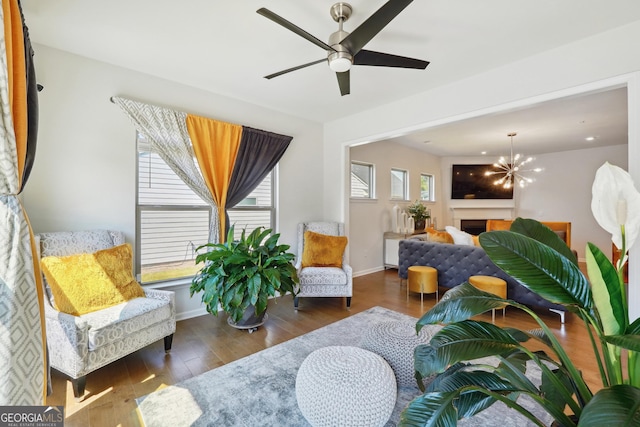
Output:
(450, 206), (514, 231)
(460, 219), (487, 235)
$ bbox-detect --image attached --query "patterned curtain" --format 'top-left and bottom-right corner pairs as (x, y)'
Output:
(111, 97), (221, 243)
(0, 0), (46, 404)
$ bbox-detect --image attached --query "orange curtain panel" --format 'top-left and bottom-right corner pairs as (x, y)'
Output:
(186, 114), (242, 242)
(0, 0), (46, 404)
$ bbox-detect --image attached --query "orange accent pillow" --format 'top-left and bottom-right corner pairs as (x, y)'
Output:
(472, 235), (481, 246)
(301, 230), (348, 268)
(41, 243), (145, 316)
(426, 228), (454, 244)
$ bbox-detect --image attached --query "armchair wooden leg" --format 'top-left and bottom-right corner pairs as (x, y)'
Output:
(164, 334), (174, 352)
(294, 296), (300, 310)
(71, 376), (86, 400)
(346, 297), (352, 308)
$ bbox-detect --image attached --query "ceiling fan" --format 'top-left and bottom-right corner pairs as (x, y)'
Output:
(257, 0), (429, 96)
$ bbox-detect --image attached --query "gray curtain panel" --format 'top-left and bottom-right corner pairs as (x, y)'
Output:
(225, 126), (293, 233)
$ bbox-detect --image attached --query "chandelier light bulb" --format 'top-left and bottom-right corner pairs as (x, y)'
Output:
(489, 132), (540, 189)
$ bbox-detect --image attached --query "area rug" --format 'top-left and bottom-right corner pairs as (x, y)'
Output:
(136, 306), (552, 426)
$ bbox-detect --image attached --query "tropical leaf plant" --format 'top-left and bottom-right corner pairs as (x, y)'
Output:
(190, 225), (299, 323)
(401, 160), (640, 427)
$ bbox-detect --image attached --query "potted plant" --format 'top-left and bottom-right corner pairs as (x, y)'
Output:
(401, 162), (640, 427)
(190, 225), (299, 331)
(407, 200), (430, 232)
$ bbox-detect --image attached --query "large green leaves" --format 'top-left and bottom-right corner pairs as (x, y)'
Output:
(579, 385), (640, 427)
(401, 392), (458, 427)
(417, 321), (521, 376)
(417, 283), (513, 328)
(509, 217), (578, 265)
(479, 230), (591, 309)
(586, 242), (627, 335)
(190, 225), (299, 323)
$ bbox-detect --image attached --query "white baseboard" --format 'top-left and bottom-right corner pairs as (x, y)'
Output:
(353, 266), (387, 277)
(176, 307), (208, 321)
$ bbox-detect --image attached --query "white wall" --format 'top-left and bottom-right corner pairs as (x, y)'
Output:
(519, 145), (628, 260)
(23, 45), (324, 319)
(349, 142), (443, 275)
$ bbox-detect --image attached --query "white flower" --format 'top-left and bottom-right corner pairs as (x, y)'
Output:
(591, 162), (640, 251)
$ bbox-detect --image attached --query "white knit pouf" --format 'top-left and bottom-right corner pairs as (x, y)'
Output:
(295, 346), (397, 427)
(360, 320), (438, 388)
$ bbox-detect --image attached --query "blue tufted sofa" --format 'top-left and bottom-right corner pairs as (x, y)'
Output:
(398, 238), (567, 322)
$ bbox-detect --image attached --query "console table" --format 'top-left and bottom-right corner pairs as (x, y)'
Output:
(384, 231), (424, 268)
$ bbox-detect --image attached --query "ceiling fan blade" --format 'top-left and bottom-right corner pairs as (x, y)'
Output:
(264, 59), (326, 79)
(354, 49), (429, 69)
(336, 71), (350, 96)
(257, 8), (336, 52)
(340, 0), (413, 54)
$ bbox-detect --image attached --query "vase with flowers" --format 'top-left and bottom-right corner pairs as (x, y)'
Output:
(401, 162), (640, 427)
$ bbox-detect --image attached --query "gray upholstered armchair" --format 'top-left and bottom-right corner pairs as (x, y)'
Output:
(35, 230), (176, 400)
(294, 222), (352, 309)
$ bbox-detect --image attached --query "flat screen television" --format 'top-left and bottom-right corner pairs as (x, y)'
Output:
(451, 164), (513, 199)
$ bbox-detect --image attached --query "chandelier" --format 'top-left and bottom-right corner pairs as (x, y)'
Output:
(485, 132), (541, 189)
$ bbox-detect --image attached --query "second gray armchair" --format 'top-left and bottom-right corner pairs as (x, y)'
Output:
(294, 221), (352, 309)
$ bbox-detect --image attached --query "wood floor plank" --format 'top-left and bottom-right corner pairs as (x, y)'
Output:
(46, 269), (602, 426)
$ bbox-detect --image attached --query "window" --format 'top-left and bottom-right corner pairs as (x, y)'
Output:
(390, 168), (408, 200)
(420, 173), (435, 201)
(136, 134), (274, 283)
(351, 161), (375, 198)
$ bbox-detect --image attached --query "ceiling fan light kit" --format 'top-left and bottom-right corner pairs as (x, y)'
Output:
(257, 0), (429, 96)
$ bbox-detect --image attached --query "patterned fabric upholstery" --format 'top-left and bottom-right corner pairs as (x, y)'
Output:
(294, 222), (353, 307)
(35, 230), (176, 397)
(397, 239), (565, 313)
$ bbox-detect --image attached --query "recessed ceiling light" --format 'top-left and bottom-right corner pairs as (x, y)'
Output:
(585, 136), (596, 141)
(481, 151), (487, 155)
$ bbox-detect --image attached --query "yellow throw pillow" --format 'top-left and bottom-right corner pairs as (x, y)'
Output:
(472, 235), (481, 246)
(41, 243), (145, 316)
(301, 230), (348, 268)
(426, 228), (454, 244)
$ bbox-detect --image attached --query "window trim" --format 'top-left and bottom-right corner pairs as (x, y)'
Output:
(135, 134), (277, 283)
(420, 173), (435, 202)
(350, 161), (376, 199)
(390, 167), (409, 201)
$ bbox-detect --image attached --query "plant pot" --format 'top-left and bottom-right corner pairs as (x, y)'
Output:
(227, 305), (267, 333)
(414, 219), (426, 232)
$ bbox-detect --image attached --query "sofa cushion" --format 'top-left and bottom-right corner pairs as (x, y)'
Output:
(41, 243), (145, 315)
(80, 296), (172, 351)
(298, 266), (348, 285)
(301, 231), (348, 268)
(426, 228), (454, 244)
(445, 226), (475, 246)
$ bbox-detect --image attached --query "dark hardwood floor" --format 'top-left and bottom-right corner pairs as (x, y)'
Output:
(46, 269), (599, 427)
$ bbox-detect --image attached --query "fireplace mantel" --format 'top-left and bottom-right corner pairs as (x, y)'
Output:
(450, 207), (515, 229)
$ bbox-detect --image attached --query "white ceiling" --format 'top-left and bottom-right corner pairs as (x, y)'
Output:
(21, 0), (638, 155)
(389, 86), (628, 157)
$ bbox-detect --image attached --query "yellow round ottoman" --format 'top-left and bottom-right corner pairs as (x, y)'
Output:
(468, 275), (507, 322)
(407, 266), (438, 306)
